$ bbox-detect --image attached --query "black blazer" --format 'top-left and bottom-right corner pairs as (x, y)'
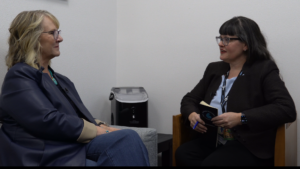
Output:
(0, 63), (97, 166)
(181, 60), (296, 159)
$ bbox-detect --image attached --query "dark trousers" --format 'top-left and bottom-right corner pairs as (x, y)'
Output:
(175, 138), (274, 166)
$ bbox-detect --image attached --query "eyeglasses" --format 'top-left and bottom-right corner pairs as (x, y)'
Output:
(42, 30), (61, 41)
(216, 36), (240, 46)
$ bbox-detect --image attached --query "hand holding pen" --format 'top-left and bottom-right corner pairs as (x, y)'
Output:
(193, 121), (199, 129)
(188, 112), (207, 133)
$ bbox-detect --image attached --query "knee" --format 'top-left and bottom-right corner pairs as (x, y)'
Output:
(118, 129), (140, 139)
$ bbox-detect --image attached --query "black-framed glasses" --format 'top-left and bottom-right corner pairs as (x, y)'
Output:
(42, 30), (61, 41)
(216, 36), (240, 46)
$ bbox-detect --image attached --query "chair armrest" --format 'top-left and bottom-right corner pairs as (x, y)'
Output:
(173, 115), (286, 166)
(111, 125), (157, 166)
(274, 124), (285, 166)
(172, 114), (192, 166)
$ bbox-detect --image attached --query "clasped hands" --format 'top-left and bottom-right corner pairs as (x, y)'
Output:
(188, 112), (242, 134)
(96, 125), (120, 136)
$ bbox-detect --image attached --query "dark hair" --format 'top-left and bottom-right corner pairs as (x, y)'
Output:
(219, 16), (274, 64)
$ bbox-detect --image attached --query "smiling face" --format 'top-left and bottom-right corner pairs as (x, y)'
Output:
(39, 16), (63, 61)
(218, 35), (248, 64)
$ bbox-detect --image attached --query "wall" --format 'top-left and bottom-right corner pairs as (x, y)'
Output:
(0, 0), (117, 122)
(116, 0), (299, 165)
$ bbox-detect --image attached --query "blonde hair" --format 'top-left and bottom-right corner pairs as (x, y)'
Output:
(6, 10), (59, 70)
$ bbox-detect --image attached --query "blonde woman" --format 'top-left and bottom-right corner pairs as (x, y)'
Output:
(0, 10), (149, 166)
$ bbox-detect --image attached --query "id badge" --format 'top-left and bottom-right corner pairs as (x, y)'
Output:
(218, 127), (234, 140)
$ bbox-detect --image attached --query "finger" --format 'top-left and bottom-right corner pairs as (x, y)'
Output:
(194, 115), (205, 125)
(212, 120), (220, 125)
(195, 127), (207, 133)
(191, 122), (198, 129)
(195, 123), (207, 133)
(212, 113), (226, 121)
(212, 121), (224, 128)
(191, 121), (199, 129)
(109, 127), (121, 131)
(211, 116), (221, 122)
(198, 118), (205, 125)
(193, 114), (205, 124)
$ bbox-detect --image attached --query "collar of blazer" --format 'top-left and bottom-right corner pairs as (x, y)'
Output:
(38, 66), (97, 125)
(216, 60), (255, 77)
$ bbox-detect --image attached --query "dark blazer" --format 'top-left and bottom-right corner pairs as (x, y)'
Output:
(0, 63), (97, 166)
(181, 60), (296, 159)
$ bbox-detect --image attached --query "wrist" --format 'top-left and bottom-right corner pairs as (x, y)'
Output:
(240, 112), (247, 125)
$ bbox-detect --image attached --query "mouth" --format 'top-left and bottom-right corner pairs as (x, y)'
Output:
(220, 49), (226, 54)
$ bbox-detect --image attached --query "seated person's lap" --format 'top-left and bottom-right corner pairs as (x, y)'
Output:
(85, 129), (149, 166)
(176, 138), (273, 166)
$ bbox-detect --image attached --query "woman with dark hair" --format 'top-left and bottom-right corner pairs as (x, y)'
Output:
(0, 10), (149, 166)
(175, 16), (296, 166)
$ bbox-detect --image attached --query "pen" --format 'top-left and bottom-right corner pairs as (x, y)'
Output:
(193, 121), (199, 130)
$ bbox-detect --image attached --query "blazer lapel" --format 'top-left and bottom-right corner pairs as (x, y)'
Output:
(225, 62), (251, 112)
(51, 71), (97, 125)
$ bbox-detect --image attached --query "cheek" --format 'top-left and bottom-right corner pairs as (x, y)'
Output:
(226, 46), (243, 57)
(40, 36), (54, 47)
(40, 43), (53, 55)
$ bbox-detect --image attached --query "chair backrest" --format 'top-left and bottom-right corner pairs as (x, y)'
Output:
(172, 114), (285, 166)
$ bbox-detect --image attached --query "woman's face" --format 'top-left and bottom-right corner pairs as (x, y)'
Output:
(218, 35), (247, 64)
(39, 16), (63, 60)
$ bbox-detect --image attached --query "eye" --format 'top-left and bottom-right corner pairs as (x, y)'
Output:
(48, 31), (55, 35)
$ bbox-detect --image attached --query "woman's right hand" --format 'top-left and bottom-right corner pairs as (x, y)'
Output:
(96, 125), (120, 136)
(188, 112), (207, 133)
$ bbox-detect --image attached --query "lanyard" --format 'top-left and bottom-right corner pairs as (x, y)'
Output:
(220, 71), (243, 113)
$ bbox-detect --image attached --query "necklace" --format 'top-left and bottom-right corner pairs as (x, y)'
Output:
(49, 69), (58, 85)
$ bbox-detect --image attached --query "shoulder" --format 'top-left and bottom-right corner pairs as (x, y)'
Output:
(243, 60), (280, 83)
(207, 61), (228, 67)
(246, 60), (279, 74)
(8, 62), (38, 73)
(6, 63), (39, 80)
(205, 61), (229, 75)
(1, 63), (41, 94)
(251, 60), (278, 69)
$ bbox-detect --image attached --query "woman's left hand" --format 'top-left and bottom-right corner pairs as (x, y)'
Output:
(211, 112), (242, 129)
(96, 125), (121, 136)
(100, 125), (121, 132)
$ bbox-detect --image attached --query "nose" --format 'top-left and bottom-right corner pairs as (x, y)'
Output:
(56, 34), (63, 43)
(218, 40), (224, 47)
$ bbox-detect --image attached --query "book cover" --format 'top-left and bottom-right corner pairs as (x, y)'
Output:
(198, 101), (218, 127)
